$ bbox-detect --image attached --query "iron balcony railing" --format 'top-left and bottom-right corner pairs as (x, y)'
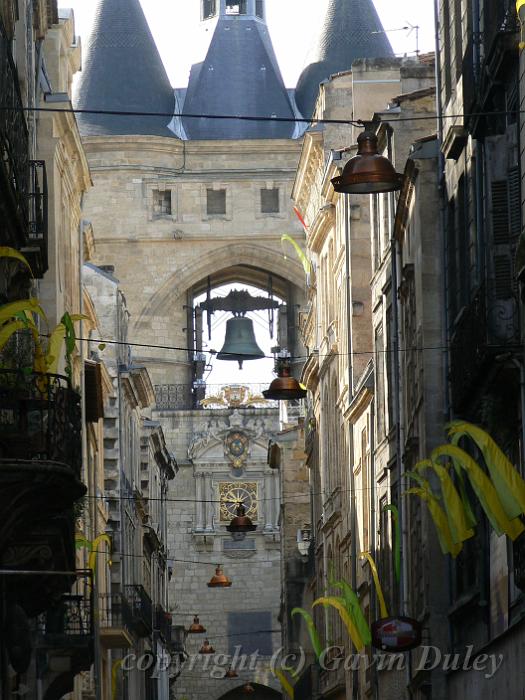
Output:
(26, 160), (48, 275)
(0, 18), (29, 244)
(0, 369), (82, 477)
(124, 584), (153, 637)
(99, 592), (134, 631)
(36, 577), (94, 651)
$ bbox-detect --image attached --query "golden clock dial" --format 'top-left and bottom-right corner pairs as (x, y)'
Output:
(219, 482), (258, 522)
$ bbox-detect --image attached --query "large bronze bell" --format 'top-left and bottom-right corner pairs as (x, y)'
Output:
(217, 316), (265, 369)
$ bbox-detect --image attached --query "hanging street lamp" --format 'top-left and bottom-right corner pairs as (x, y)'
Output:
(242, 683), (255, 694)
(207, 564), (233, 588)
(263, 353), (307, 401)
(199, 639), (215, 654)
(187, 615), (206, 634)
(226, 503), (257, 535)
(331, 129), (404, 195)
(223, 667), (239, 679)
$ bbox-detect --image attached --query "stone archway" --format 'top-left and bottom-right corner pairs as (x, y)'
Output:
(133, 242), (305, 332)
(213, 682), (282, 700)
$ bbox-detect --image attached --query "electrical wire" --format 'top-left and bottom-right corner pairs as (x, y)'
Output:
(41, 332), (489, 361)
(1, 103), (521, 126)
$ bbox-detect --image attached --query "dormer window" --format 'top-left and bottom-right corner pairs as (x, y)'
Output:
(202, 0), (217, 19)
(225, 0), (247, 14)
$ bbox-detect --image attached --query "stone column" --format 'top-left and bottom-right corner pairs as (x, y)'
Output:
(264, 471), (273, 531)
(195, 472), (204, 531)
(204, 472), (214, 531)
(272, 471), (280, 529)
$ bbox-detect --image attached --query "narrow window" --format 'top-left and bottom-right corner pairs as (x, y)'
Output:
(207, 189), (226, 216)
(153, 190), (171, 216)
(202, 0), (216, 19)
(260, 188), (279, 214)
(256, 0), (264, 18)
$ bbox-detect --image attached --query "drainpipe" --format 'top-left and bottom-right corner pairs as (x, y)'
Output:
(369, 398), (379, 700)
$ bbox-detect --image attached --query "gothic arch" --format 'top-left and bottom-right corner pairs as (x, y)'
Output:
(133, 242), (305, 331)
(211, 683), (282, 700)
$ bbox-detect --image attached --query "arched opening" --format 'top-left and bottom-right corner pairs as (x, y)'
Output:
(186, 264), (304, 405)
(215, 683), (281, 700)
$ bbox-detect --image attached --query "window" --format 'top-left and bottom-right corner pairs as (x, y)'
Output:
(152, 190), (171, 216)
(256, 0), (264, 18)
(206, 188), (226, 216)
(260, 187), (279, 214)
(225, 0), (247, 14)
(202, 0), (216, 19)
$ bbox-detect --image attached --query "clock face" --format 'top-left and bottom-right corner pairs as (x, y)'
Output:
(219, 482), (258, 522)
(225, 431), (249, 468)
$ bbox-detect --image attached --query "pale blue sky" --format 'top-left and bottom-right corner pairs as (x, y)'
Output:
(66, 0), (436, 89)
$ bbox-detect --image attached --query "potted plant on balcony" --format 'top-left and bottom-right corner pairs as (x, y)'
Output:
(0, 247), (87, 465)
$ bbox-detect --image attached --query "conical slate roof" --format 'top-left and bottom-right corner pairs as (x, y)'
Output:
(74, 0), (175, 137)
(182, 17), (296, 140)
(295, 0), (394, 118)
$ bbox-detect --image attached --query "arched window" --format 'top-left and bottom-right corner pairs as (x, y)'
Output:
(202, 0), (217, 19)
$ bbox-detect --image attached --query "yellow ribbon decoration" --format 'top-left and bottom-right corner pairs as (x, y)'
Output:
(448, 421), (525, 521)
(359, 552), (389, 618)
(432, 445), (525, 541)
(274, 669), (295, 699)
(312, 596), (365, 652)
(406, 487), (463, 557)
(111, 659), (123, 700)
(416, 459), (474, 545)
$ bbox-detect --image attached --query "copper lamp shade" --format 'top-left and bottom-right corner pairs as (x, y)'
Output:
(226, 503), (257, 534)
(263, 359), (306, 401)
(331, 130), (404, 195)
(242, 683), (255, 694)
(199, 639), (215, 654)
(187, 615), (206, 634)
(224, 667), (239, 679)
(207, 565), (233, 588)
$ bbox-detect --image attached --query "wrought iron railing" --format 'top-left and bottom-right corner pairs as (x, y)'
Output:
(27, 160), (48, 274)
(482, 0), (519, 59)
(0, 18), (29, 239)
(0, 370), (82, 476)
(155, 383), (195, 410)
(124, 584), (153, 637)
(37, 577), (93, 649)
(99, 592), (134, 632)
(154, 604), (173, 644)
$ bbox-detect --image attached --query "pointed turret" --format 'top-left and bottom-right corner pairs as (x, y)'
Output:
(295, 0), (394, 118)
(182, 0), (295, 140)
(74, 0), (174, 137)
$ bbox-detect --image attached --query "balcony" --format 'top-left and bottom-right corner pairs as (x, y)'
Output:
(125, 584), (153, 637)
(99, 593), (134, 649)
(24, 160), (48, 276)
(0, 370), (85, 615)
(37, 576), (94, 655)
(450, 285), (520, 412)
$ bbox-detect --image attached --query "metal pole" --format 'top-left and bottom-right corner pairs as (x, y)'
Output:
(0, 577), (7, 700)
